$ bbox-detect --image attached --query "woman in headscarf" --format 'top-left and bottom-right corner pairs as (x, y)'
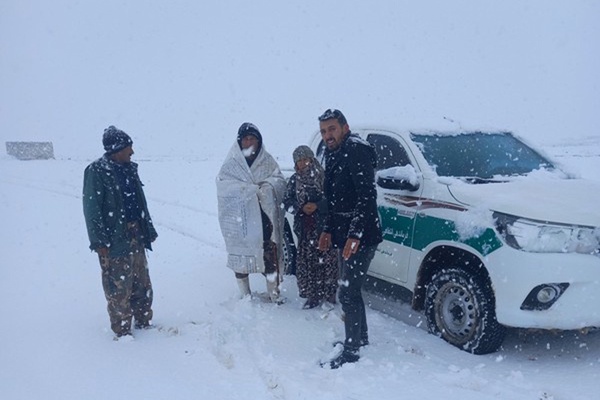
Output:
(283, 145), (338, 309)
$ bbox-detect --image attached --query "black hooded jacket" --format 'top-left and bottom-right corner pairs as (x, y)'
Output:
(323, 132), (383, 248)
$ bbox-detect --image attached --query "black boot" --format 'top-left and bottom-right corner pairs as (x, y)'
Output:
(134, 320), (154, 330)
(303, 298), (320, 309)
(332, 337), (369, 348)
(322, 349), (359, 369)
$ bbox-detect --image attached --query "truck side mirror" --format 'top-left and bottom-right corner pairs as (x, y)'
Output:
(377, 176), (420, 191)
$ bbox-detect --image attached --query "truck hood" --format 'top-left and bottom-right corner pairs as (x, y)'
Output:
(447, 177), (600, 227)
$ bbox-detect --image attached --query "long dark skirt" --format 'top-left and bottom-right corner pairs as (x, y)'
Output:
(296, 228), (338, 302)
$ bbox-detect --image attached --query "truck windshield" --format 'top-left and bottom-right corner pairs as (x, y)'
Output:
(410, 132), (554, 179)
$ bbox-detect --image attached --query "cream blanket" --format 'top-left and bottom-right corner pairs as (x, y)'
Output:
(216, 143), (286, 274)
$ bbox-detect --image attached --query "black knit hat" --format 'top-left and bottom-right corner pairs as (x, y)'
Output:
(103, 125), (133, 155)
(237, 122), (262, 149)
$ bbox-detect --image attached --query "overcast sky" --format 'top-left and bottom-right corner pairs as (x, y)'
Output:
(1, 1), (598, 159)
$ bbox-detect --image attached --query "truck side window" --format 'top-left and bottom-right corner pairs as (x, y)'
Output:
(367, 133), (411, 170)
(315, 140), (327, 166)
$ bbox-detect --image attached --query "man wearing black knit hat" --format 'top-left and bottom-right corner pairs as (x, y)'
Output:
(83, 126), (158, 340)
(236, 122), (263, 164)
(217, 122), (287, 303)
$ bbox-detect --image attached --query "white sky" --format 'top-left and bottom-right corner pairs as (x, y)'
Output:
(1, 1), (599, 160)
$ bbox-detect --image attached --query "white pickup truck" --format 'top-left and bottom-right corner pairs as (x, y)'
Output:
(285, 127), (600, 354)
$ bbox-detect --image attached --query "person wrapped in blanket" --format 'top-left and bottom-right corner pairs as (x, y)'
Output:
(216, 122), (287, 303)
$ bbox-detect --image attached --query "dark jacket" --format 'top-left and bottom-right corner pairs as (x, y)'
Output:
(323, 132), (382, 248)
(83, 156), (157, 257)
(283, 173), (329, 240)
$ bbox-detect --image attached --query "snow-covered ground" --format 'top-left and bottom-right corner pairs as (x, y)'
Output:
(0, 137), (599, 400)
(1, 1), (599, 399)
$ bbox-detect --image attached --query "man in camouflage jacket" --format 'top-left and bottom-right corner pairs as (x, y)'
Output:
(83, 126), (158, 339)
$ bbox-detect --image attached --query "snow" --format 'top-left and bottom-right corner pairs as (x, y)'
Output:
(377, 165), (420, 187)
(454, 206), (495, 242)
(1, 1), (600, 399)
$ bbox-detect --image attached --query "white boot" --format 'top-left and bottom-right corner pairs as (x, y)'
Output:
(237, 277), (251, 298)
(266, 274), (284, 304)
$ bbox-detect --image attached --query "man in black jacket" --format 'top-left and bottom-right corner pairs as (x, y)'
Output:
(317, 109), (382, 368)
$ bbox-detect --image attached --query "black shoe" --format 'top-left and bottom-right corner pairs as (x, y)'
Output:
(134, 321), (153, 330)
(322, 350), (360, 369)
(302, 298), (320, 309)
(326, 294), (337, 304)
(113, 331), (133, 341)
(332, 338), (369, 348)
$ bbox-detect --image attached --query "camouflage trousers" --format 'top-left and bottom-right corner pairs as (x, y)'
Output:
(99, 225), (153, 336)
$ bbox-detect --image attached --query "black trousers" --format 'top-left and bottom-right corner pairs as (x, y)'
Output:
(338, 244), (377, 352)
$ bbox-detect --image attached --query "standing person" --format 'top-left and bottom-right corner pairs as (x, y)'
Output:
(83, 126), (158, 340)
(283, 145), (338, 309)
(317, 109), (383, 368)
(216, 122), (287, 303)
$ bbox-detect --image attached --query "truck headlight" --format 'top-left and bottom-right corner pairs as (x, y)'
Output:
(494, 212), (600, 254)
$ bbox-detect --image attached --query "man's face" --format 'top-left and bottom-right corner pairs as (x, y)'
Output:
(320, 119), (349, 151)
(111, 146), (134, 164)
(241, 135), (259, 157)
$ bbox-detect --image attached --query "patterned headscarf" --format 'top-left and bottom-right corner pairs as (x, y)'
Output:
(293, 146), (325, 206)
